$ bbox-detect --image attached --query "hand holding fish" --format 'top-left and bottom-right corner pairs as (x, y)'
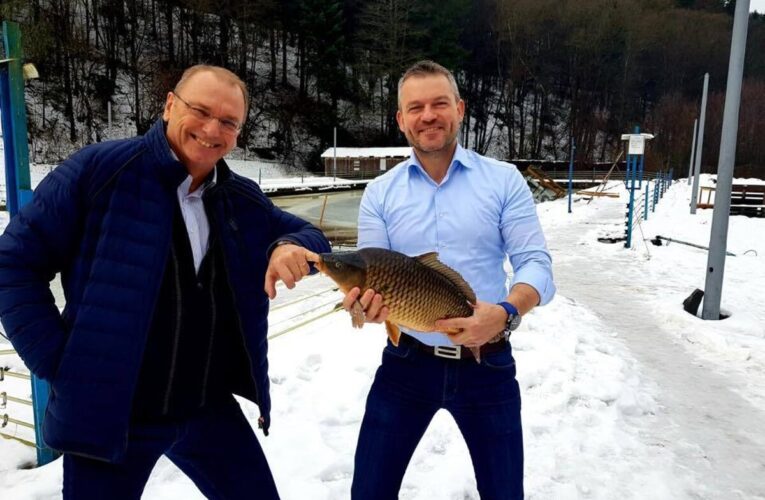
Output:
(341, 287), (390, 327)
(264, 243), (319, 299)
(435, 301), (508, 348)
(310, 248), (478, 348)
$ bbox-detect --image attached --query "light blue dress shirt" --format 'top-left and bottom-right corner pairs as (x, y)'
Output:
(176, 168), (217, 274)
(357, 144), (555, 347)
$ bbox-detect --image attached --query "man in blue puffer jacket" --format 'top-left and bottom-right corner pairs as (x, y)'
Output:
(0, 65), (330, 499)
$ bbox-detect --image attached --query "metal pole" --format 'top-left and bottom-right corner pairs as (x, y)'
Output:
(624, 126), (641, 248)
(690, 73), (709, 214)
(687, 118), (698, 185)
(625, 153), (636, 248)
(644, 181), (649, 220)
(702, 0), (750, 321)
(0, 21), (59, 467)
(107, 101), (112, 138)
(0, 22), (33, 214)
(567, 137), (575, 213)
(333, 126), (337, 183)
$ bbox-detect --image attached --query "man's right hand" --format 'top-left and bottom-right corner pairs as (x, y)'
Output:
(342, 287), (390, 326)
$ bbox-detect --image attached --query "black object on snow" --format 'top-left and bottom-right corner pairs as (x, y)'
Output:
(683, 288), (704, 316)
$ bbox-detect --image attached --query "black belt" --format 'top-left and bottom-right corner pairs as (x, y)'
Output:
(399, 334), (509, 360)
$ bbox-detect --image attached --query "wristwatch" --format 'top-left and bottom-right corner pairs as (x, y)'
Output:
(496, 301), (521, 339)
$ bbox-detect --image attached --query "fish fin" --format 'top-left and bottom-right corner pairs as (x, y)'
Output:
(414, 252), (476, 303)
(350, 300), (365, 328)
(470, 346), (481, 364)
(385, 321), (401, 346)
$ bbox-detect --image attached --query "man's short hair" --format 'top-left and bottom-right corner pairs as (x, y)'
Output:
(174, 65), (249, 116)
(397, 60), (461, 109)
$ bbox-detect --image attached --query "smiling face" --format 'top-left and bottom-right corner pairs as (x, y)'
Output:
(396, 74), (465, 157)
(162, 70), (246, 175)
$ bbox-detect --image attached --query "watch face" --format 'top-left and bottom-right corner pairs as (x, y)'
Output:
(507, 313), (521, 332)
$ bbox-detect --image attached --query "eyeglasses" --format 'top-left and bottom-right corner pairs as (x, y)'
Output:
(171, 92), (242, 134)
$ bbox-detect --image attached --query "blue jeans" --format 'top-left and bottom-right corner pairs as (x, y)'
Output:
(63, 400), (279, 499)
(352, 340), (524, 500)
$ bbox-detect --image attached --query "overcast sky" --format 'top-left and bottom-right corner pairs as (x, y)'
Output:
(752, 0), (764, 13)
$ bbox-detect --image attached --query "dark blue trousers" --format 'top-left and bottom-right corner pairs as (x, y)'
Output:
(352, 340), (524, 500)
(63, 400), (279, 499)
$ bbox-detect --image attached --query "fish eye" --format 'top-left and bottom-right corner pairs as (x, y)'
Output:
(334, 262), (343, 269)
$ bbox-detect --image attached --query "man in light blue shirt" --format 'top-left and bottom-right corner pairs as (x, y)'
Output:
(344, 60), (555, 499)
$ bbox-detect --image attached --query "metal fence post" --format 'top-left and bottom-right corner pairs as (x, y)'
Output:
(1, 20), (59, 467)
(644, 181), (649, 220)
(625, 153), (636, 248)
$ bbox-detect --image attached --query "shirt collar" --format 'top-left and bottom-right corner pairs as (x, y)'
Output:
(178, 166), (217, 198)
(407, 143), (471, 184)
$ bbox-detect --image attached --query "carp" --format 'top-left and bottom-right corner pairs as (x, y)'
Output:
(312, 247), (484, 359)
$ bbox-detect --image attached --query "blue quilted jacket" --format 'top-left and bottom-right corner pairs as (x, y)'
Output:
(0, 119), (330, 462)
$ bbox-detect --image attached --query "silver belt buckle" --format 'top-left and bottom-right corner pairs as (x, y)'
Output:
(433, 345), (461, 359)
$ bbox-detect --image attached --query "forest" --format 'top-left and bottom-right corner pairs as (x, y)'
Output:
(1, 0), (763, 173)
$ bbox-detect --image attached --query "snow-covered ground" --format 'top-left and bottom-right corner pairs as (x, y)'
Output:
(1, 174), (764, 499)
(0, 159), (356, 204)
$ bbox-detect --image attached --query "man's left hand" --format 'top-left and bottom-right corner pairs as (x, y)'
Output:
(434, 300), (507, 348)
(264, 243), (319, 299)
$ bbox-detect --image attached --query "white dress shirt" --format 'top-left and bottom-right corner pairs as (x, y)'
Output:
(176, 168), (216, 273)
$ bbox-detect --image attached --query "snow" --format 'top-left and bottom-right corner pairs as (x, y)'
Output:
(1, 174), (765, 499)
(320, 147), (412, 159)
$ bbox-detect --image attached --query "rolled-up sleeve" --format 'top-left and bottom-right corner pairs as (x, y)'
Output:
(501, 168), (556, 305)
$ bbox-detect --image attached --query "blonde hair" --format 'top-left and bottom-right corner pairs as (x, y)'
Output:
(174, 65), (249, 116)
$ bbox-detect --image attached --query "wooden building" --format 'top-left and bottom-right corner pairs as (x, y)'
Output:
(321, 147), (411, 179)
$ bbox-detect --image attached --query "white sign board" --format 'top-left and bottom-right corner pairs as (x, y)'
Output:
(628, 135), (645, 155)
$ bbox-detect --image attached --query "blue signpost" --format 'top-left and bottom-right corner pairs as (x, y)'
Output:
(1, 21), (59, 467)
(621, 127), (654, 248)
(644, 181), (650, 220)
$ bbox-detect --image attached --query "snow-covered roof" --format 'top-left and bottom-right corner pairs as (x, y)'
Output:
(320, 147), (411, 159)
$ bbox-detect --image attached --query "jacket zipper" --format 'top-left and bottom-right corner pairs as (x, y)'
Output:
(199, 253), (217, 407)
(217, 216), (260, 409)
(162, 245), (183, 414)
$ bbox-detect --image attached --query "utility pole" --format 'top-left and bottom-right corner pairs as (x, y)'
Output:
(687, 118), (697, 185)
(690, 73), (709, 214)
(702, 0), (750, 320)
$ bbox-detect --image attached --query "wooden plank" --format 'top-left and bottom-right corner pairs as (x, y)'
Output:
(576, 190), (619, 198)
(524, 166), (566, 198)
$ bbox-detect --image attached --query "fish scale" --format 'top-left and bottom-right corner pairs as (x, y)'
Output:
(314, 247), (475, 342)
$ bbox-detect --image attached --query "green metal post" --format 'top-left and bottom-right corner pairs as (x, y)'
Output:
(0, 21), (59, 467)
(1, 22), (33, 210)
